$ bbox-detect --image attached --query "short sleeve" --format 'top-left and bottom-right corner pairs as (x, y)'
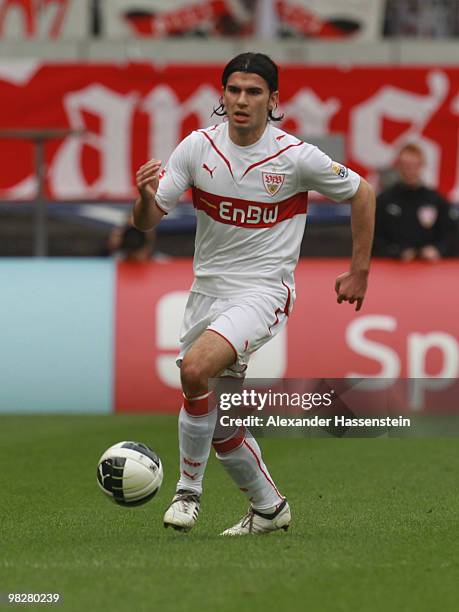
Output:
(298, 145), (360, 202)
(155, 133), (195, 213)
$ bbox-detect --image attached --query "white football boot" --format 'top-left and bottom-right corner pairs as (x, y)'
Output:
(163, 489), (200, 532)
(221, 499), (291, 536)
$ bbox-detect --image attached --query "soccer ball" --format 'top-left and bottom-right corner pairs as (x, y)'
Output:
(96, 441), (163, 506)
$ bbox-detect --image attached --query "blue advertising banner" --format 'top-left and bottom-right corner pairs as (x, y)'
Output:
(0, 259), (114, 413)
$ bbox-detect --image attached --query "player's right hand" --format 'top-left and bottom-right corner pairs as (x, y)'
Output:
(136, 159), (162, 202)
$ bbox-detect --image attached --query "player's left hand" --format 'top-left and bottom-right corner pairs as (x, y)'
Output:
(335, 270), (369, 311)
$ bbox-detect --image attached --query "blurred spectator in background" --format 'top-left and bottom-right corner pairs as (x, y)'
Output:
(102, 223), (162, 261)
(384, 0), (459, 37)
(116, 0), (257, 38)
(374, 143), (458, 261)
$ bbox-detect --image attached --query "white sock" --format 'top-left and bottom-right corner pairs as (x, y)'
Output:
(214, 427), (284, 511)
(177, 392), (217, 495)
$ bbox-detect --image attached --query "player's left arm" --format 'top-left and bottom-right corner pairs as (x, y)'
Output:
(335, 178), (375, 311)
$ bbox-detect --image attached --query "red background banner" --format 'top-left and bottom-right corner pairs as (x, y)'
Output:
(114, 259), (459, 413)
(0, 64), (458, 201)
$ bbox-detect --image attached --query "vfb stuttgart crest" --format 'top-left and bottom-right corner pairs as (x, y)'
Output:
(417, 205), (438, 229)
(262, 172), (285, 196)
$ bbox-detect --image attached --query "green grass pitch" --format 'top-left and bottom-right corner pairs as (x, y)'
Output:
(1, 414), (458, 612)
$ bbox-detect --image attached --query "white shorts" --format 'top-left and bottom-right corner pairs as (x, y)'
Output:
(177, 289), (293, 378)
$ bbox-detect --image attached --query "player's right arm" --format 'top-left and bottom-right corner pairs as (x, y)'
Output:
(133, 159), (165, 231)
(133, 134), (196, 232)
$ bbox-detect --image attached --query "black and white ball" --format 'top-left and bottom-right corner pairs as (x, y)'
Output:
(97, 441), (163, 506)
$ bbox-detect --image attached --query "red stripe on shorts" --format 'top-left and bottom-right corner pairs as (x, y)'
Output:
(206, 329), (238, 362)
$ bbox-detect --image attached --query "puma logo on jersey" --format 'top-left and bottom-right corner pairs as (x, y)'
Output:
(202, 163), (216, 178)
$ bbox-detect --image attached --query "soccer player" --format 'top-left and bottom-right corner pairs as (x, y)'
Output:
(133, 53), (375, 535)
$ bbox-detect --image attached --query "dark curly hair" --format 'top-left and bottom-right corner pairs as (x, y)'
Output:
(212, 52), (283, 122)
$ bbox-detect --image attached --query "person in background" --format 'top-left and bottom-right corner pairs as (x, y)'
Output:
(111, 225), (155, 261)
(102, 219), (169, 262)
(374, 143), (457, 262)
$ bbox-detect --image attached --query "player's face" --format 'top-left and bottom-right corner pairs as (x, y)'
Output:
(223, 72), (278, 143)
(397, 150), (424, 186)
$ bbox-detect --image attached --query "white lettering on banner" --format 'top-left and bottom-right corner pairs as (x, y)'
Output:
(1, 175), (37, 199)
(0, 60), (40, 85)
(350, 71), (449, 187)
(142, 85), (181, 166)
(409, 332), (459, 378)
(408, 332), (459, 409)
(38, 0), (70, 38)
(346, 316), (399, 381)
(282, 89), (340, 137)
(142, 84), (219, 163)
(346, 316), (459, 408)
(49, 85), (139, 198)
(4, 72), (456, 200)
(181, 85), (221, 132)
(0, 0), (87, 38)
(0, 0), (41, 36)
(155, 291), (286, 388)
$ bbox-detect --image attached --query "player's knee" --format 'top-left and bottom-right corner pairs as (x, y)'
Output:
(180, 357), (208, 397)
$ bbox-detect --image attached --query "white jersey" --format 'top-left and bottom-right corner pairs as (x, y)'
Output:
(156, 122), (360, 299)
